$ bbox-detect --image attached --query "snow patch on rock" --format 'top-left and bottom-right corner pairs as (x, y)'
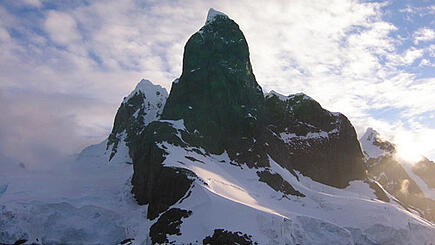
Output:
(359, 128), (388, 159)
(206, 8), (228, 24)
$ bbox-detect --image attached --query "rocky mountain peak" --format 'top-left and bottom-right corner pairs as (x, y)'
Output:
(106, 79), (168, 160)
(360, 128), (395, 159)
(122, 79), (167, 104)
(205, 8), (228, 24)
(162, 9), (263, 153)
(361, 127), (378, 142)
(132, 8), (365, 226)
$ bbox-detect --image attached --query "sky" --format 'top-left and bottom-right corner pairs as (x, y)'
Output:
(0, 0), (434, 167)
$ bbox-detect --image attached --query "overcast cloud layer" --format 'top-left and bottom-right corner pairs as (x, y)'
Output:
(0, 0), (434, 166)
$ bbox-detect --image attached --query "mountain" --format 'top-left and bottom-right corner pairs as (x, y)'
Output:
(131, 9), (366, 220)
(77, 79), (168, 165)
(1, 8), (434, 245)
(360, 128), (435, 222)
(126, 9), (434, 244)
(413, 157), (435, 190)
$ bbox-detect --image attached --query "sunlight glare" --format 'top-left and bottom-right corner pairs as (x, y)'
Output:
(394, 133), (423, 164)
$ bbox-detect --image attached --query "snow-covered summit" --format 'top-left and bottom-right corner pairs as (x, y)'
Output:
(361, 127), (378, 142)
(79, 79), (169, 164)
(205, 8), (228, 24)
(359, 127), (395, 159)
(123, 79), (167, 104)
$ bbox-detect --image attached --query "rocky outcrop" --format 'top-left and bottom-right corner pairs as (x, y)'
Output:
(149, 208), (192, 244)
(203, 229), (256, 245)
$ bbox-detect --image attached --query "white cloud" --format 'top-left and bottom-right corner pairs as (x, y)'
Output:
(44, 10), (82, 46)
(414, 28), (435, 44)
(0, 0), (434, 163)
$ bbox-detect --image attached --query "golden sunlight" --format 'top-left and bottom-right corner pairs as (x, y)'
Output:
(395, 133), (424, 164)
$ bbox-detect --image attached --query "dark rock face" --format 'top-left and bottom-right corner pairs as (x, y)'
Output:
(203, 229), (257, 245)
(130, 122), (195, 220)
(107, 92), (147, 160)
(257, 170), (304, 197)
(263, 93), (366, 188)
(158, 10), (365, 189)
(149, 208), (192, 244)
(162, 13), (264, 155)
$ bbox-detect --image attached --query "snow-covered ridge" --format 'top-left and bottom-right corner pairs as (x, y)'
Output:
(205, 8), (228, 24)
(265, 90), (288, 101)
(265, 90), (314, 102)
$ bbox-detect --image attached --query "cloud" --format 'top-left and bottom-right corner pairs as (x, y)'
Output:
(414, 28), (435, 45)
(22, 0), (42, 8)
(400, 179), (409, 195)
(44, 10), (82, 46)
(0, 0), (434, 164)
(0, 88), (116, 168)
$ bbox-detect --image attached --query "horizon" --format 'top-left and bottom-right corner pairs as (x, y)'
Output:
(0, 0), (434, 167)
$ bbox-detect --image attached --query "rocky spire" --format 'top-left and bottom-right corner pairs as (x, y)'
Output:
(162, 8), (264, 153)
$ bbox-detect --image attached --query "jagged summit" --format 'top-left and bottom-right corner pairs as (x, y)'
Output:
(107, 79), (168, 160)
(123, 79), (167, 103)
(360, 127), (395, 159)
(360, 127), (378, 143)
(205, 8), (228, 24)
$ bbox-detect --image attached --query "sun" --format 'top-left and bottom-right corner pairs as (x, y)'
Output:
(394, 134), (424, 164)
(396, 146), (423, 164)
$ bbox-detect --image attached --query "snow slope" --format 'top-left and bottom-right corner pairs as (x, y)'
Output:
(2, 124), (434, 244)
(0, 145), (150, 244)
(145, 122), (434, 244)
